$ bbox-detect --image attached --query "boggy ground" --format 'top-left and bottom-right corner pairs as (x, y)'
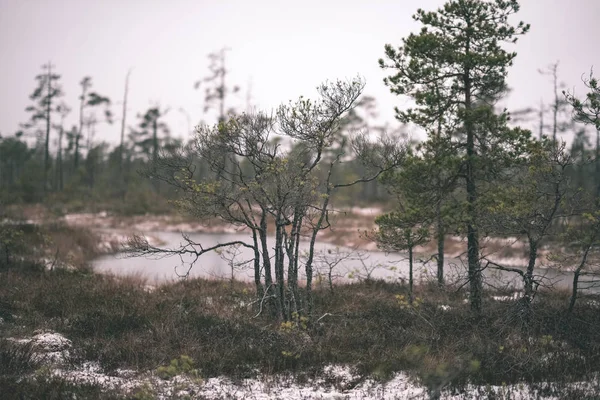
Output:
(1, 223), (600, 399)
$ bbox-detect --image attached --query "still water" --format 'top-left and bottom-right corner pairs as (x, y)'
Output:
(93, 231), (598, 292)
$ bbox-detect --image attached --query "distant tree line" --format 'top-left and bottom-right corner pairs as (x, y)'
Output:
(0, 51), (393, 210)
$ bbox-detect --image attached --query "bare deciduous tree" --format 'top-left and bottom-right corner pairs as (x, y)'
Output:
(126, 77), (407, 320)
(482, 140), (575, 319)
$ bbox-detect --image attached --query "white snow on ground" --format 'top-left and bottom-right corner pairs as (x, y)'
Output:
(29, 331), (72, 353)
(492, 292), (522, 302)
(49, 366), (599, 400)
(586, 299), (600, 308)
(197, 372), (425, 400)
(54, 362), (131, 391)
(323, 364), (360, 389)
(9, 331), (72, 365)
(7, 330), (600, 399)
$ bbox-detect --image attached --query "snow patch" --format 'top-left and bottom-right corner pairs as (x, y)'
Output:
(11, 331), (72, 353)
(54, 362), (134, 391)
(23, 359), (600, 399)
(323, 364), (360, 389)
(585, 299), (600, 308)
(492, 292), (522, 302)
(8, 331), (72, 366)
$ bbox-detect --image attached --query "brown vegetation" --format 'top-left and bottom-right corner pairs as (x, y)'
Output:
(1, 253), (599, 398)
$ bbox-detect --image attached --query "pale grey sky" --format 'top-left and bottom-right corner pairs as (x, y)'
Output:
(0, 0), (598, 145)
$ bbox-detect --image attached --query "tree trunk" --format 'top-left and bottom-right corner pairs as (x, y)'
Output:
(89, 148), (96, 190)
(568, 270), (580, 314)
(56, 125), (63, 191)
(251, 229), (264, 299)
(119, 69), (131, 173)
(286, 211), (301, 315)
(305, 192), (331, 317)
(152, 118), (158, 165)
(596, 129), (600, 200)
(293, 215), (302, 293)
(552, 64), (559, 143)
(274, 215), (287, 319)
(461, 24), (482, 314)
(436, 201), (445, 287)
(568, 244), (592, 313)
(259, 209), (278, 318)
(219, 48), (226, 122)
(152, 117), (160, 194)
(44, 62), (52, 194)
(524, 239), (537, 304)
(465, 75), (482, 314)
(75, 82), (87, 171)
(408, 244), (414, 304)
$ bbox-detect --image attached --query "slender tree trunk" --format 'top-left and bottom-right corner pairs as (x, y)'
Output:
(408, 244), (414, 304)
(259, 209), (278, 318)
(74, 134), (80, 170)
(286, 212), (301, 315)
(251, 229), (264, 299)
(216, 49), (235, 190)
(305, 192), (331, 317)
(152, 117), (160, 193)
(152, 118), (158, 165)
(57, 126), (63, 191)
(436, 201), (445, 287)
(569, 243), (593, 313)
(552, 65), (559, 143)
(464, 72), (482, 314)
(274, 215), (287, 319)
(328, 265), (334, 293)
(522, 239), (538, 324)
(293, 215), (302, 306)
(569, 270), (581, 314)
(219, 48), (226, 122)
(434, 91), (445, 288)
(86, 118), (92, 151)
(75, 82), (87, 171)
(596, 129), (600, 200)
(44, 62), (52, 194)
(460, 24), (482, 314)
(89, 149), (95, 191)
(119, 69), (131, 173)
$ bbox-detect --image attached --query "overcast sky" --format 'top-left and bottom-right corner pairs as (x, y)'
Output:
(0, 0), (598, 146)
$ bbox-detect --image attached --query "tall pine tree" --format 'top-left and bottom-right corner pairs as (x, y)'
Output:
(380, 0), (530, 312)
(23, 62), (63, 193)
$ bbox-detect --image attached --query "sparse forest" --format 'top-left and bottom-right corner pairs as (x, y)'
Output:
(1, 0), (600, 399)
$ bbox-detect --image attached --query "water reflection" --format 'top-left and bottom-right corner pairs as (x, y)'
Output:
(93, 231), (598, 293)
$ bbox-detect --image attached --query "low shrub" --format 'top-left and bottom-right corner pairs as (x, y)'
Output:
(0, 263), (599, 396)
